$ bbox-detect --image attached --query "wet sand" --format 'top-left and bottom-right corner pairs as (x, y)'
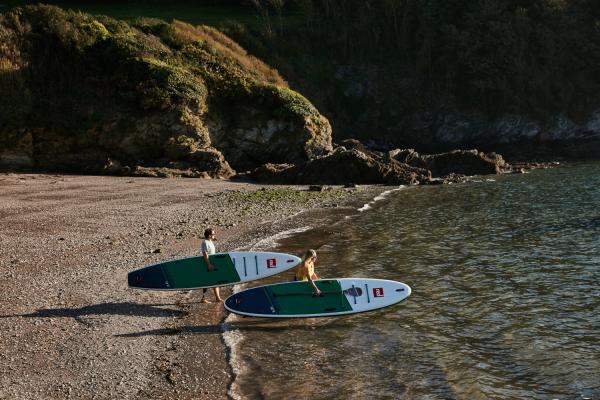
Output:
(0, 173), (386, 399)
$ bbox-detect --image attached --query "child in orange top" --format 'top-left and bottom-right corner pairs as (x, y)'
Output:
(294, 249), (321, 296)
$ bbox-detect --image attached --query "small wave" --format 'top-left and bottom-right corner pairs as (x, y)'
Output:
(358, 186), (405, 212)
(223, 319), (244, 399)
(357, 203), (372, 212)
(249, 226), (313, 251)
(227, 227), (314, 397)
(223, 284), (246, 400)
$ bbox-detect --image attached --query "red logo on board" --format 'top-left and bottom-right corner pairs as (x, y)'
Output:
(373, 288), (384, 297)
(266, 258), (277, 268)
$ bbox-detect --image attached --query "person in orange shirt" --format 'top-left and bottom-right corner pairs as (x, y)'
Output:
(294, 249), (321, 296)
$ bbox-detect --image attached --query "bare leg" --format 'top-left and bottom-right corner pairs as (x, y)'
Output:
(214, 287), (223, 302)
(201, 288), (211, 303)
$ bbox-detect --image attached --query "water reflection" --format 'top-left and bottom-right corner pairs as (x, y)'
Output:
(230, 163), (600, 400)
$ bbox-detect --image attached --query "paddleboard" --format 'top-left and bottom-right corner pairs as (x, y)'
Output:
(128, 252), (301, 290)
(224, 278), (411, 318)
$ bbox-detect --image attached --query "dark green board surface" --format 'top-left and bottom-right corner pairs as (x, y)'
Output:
(128, 254), (241, 290)
(225, 280), (354, 316)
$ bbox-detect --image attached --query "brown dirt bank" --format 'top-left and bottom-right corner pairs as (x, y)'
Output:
(0, 173), (388, 399)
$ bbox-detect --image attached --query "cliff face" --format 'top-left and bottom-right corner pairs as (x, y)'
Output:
(0, 5), (332, 176)
(225, 1), (600, 160)
(291, 63), (600, 159)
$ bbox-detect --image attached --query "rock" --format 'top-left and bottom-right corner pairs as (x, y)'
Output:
(207, 89), (333, 171)
(166, 370), (177, 385)
(243, 163), (293, 182)
(246, 139), (509, 184)
(0, 151), (34, 170)
(391, 148), (507, 177)
(308, 185), (331, 192)
(189, 148), (235, 179)
(389, 148), (428, 170)
(103, 158), (122, 174)
(337, 139), (368, 153)
(249, 146), (431, 185)
(426, 150), (507, 177)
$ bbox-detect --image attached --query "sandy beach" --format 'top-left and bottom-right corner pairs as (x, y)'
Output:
(0, 173), (387, 399)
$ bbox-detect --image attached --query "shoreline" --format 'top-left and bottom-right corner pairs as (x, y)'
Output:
(0, 173), (389, 399)
(220, 191), (407, 400)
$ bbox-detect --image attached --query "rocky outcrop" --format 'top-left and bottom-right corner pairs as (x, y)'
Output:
(433, 111), (600, 146)
(0, 6), (331, 177)
(383, 110), (600, 160)
(246, 140), (516, 185)
(301, 64), (600, 161)
(0, 130), (34, 169)
(206, 87), (332, 171)
(247, 145), (431, 185)
(390, 148), (508, 177)
(0, 150), (33, 169)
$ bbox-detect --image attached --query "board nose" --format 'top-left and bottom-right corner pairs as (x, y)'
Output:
(127, 272), (142, 288)
(224, 294), (239, 310)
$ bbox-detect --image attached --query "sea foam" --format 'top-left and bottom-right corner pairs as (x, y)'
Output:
(225, 226), (312, 398)
(249, 226), (312, 251)
(358, 186), (405, 212)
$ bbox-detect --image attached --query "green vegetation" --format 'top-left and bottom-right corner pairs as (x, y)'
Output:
(227, 187), (350, 205)
(2, 0), (598, 160)
(0, 4), (326, 174)
(224, 0), (600, 143)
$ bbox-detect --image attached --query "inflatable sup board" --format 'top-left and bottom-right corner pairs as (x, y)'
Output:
(224, 278), (411, 318)
(128, 252), (301, 290)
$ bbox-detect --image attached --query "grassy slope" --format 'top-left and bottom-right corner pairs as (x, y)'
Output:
(0, 5), (329, 174)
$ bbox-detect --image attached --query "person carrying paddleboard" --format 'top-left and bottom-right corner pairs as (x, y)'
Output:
(294, 249), (321, 296)
(200, 228), (223, 303)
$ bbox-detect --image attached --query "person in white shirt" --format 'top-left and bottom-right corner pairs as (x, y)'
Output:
(200, 228), (223, 303)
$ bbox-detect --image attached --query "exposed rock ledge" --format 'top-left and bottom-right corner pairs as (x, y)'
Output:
(244, 139), (510, 185)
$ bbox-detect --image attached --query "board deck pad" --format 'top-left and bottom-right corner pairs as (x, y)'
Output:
(225, 278), (411, 318)
(128, 252), (301, 290)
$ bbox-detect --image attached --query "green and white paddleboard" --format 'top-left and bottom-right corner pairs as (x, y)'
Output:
(224, 278), (411, 318)
(128, 252), (301, 290)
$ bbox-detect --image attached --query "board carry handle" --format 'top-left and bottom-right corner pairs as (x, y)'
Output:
(262, 287), (278, 313)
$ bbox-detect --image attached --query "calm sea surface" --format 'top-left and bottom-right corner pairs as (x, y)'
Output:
(224, 162), (600, 400)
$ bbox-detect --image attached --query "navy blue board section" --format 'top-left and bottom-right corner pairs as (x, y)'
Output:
(225, 287), (277, 316)
(127, 264), (166, 289)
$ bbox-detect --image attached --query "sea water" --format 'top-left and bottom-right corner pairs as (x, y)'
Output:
(224, 162), (600, 400)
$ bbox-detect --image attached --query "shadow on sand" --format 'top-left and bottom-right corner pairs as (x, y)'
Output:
(1, 302), (189, 322)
